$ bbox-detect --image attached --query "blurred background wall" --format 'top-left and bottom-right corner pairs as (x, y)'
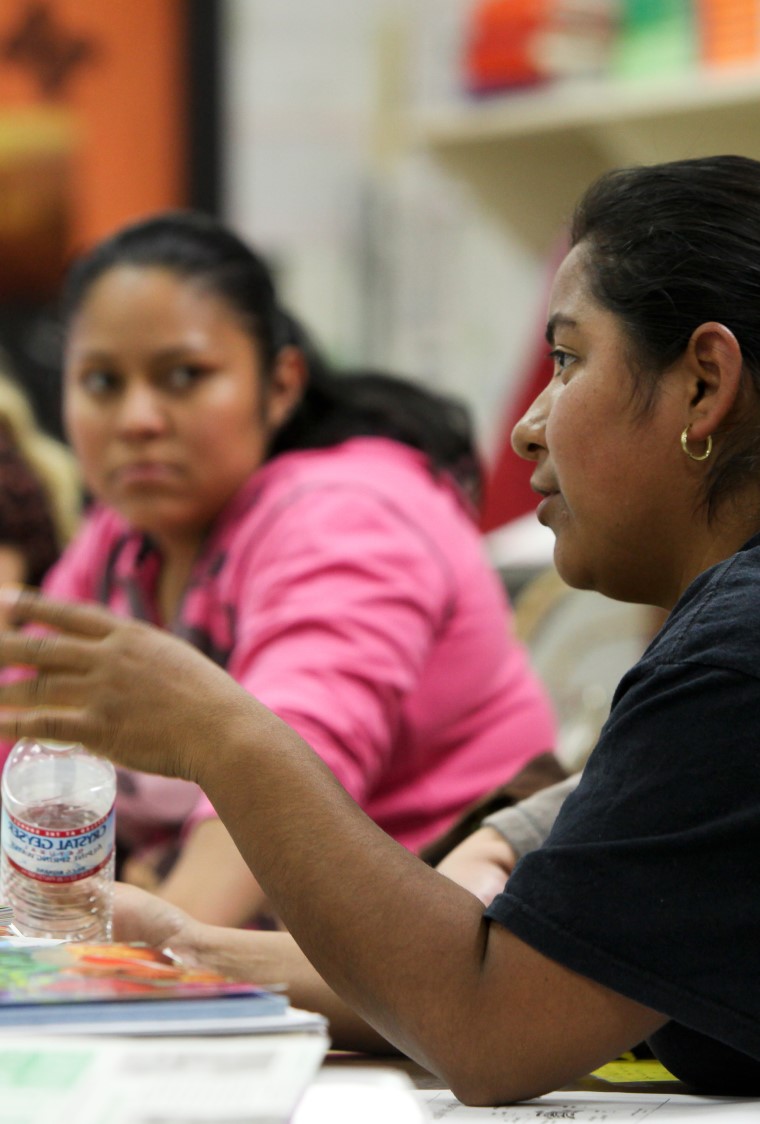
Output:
(2, 0), (760, 536)
(223, 0), (544, 484)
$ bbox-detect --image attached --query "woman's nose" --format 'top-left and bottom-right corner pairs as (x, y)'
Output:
(511, 386), (550, 463)
(117, 383), (168, 436)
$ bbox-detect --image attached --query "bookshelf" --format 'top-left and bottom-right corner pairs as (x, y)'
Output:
(412, 65), (760, 252)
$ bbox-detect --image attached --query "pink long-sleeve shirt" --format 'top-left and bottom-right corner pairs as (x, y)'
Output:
(34, 437), (556, 854)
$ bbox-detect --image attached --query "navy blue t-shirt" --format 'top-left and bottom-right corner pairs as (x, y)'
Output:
(486, 534), (760, 1092)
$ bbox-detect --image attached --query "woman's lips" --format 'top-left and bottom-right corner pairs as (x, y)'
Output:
(112, 462), (181, 486)
(535, 491), (559, 525)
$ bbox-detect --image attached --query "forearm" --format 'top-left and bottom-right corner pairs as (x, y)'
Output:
(157, 817), (271, 927)
(197, 713), (661, 1103)
(112, 881), (397, 1055)
(196, 702), (491, 1081)
(189, 925), (397, 1055)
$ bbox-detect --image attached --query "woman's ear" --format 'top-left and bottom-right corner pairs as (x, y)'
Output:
(684, 322), (743, 442)
(265, 346), (309, 431)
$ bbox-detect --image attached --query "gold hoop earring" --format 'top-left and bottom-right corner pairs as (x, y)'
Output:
(680, 426), (713, 462)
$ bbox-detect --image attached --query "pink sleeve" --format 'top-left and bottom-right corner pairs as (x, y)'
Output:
(185, 486), (454, 833)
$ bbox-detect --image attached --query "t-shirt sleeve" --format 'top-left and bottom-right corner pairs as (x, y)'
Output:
(485, 659), (760, 1058)
(219, 484), (454, 806)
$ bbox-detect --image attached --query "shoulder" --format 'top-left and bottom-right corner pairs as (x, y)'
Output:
(239, 438), (478, 554)
(217, 440), (485, 609)
(577, 542), (760, 822)
(263, 438), (466, 503)
(600, 541), (760, 781)
(639, 535), (760, 682)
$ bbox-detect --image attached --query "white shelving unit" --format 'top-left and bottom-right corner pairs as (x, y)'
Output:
(412, 65), (760, 252)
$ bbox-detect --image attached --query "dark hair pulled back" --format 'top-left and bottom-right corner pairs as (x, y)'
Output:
(63, 211), (483, 507)
(571, 154), (760, 516)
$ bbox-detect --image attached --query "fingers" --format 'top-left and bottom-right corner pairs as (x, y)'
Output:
(113, 882), (193, 950)
(0, 630), (95, 674)
(0, 672), (88, 708)
(0, 585), (115, 639)
(0, 588), (113, 680)
(0, 589), (109, 748)
(0, 706), (94, 747)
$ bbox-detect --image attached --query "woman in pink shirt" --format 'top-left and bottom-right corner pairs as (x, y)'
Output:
(30, 211), (555, 925)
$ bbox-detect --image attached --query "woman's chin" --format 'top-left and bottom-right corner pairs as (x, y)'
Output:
(552, 542), (597, 595)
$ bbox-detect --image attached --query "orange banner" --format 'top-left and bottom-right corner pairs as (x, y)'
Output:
(0, 0), (187, 299)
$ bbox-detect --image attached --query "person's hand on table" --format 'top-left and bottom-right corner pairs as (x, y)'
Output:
(113, 884), (264, 986)
(114, 883), (205, 963)
(435, 826), (516, 907)
(114, 882), (401, 1055)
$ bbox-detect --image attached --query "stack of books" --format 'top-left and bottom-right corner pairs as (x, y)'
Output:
(0, 937), (329, 1122)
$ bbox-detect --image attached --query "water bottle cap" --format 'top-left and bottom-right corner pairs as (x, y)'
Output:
(40, 740), (81, 753)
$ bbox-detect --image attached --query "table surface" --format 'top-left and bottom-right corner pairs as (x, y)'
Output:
(322, 1050), (691, 1097)
(323, 1053), (443, 1089)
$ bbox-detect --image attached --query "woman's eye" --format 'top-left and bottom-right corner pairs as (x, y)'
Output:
(165, 364), (205, 391)
(81, 369), (119, 395)
(549, 348), (577, 378)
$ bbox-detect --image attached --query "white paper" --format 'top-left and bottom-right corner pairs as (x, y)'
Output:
(0, 1031), (328, 1124)
(419, 1089), (760, 1122)
(294, 1067), (431, 1124)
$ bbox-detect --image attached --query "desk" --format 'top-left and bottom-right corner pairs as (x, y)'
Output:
(322, 1050), (690, 1095)
(308, 1055), (755, 1124)
(323, 1051), (444, 1090)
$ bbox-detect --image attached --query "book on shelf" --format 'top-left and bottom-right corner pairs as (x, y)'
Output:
(0, 939), (328, 1037)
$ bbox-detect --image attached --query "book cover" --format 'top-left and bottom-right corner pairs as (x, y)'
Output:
(0, 941), (279, 1004)
(0, 941), (329, 1037)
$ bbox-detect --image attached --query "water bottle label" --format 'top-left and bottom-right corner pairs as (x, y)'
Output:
(0, 805), (115, 884)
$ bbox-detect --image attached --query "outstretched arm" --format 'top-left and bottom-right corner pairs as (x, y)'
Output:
(0, 591), (665, 1105)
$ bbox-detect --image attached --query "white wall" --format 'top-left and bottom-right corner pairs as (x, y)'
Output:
(221, 0), (547, 457)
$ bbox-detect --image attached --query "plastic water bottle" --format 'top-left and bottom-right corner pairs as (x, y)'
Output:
(1, 739), (116, 941)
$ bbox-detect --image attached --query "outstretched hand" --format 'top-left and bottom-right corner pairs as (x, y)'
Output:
(0, 586), (264, 786)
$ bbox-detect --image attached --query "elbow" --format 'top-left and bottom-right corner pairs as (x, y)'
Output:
(439, 1051), (553, 1107)
(447, 1073), (518, 1108)
(447, 1073), (547, 1108)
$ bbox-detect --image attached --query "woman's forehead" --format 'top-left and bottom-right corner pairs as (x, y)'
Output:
(547, 244), (592, 324)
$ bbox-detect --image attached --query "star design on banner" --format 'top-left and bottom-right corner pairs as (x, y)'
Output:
(0, 2), (99, 97)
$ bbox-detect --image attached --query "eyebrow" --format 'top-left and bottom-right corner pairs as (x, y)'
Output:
(74, 343), (207, 363)
(545, 313), (579, 346)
